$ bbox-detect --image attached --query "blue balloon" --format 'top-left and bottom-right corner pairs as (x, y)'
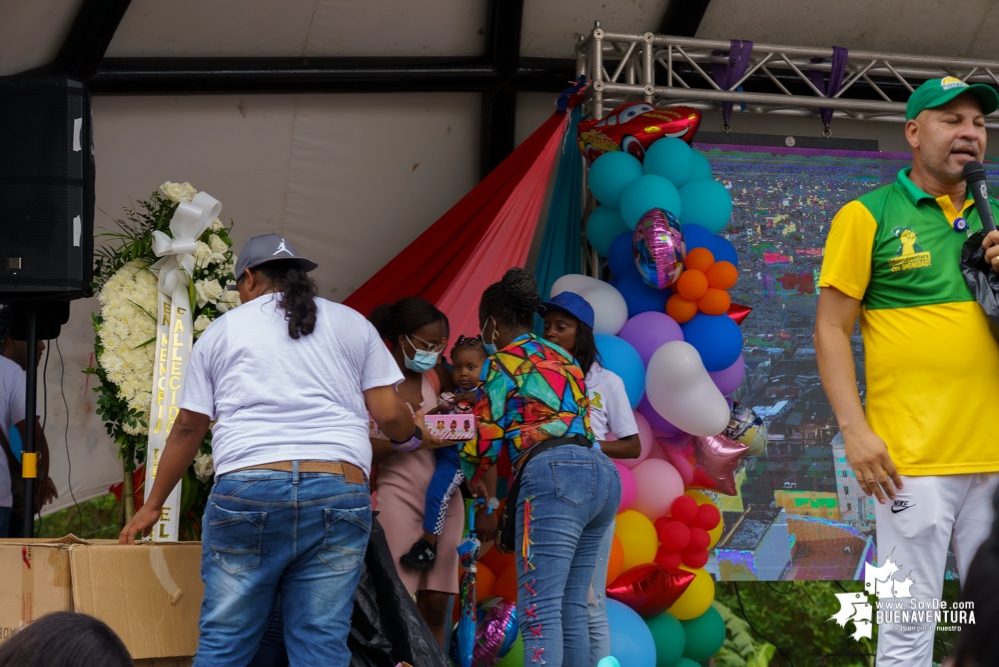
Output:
(607, 232), (635, 278)
(679, 178), (733, 234)
(681, 224), (717, 255)
(643, 137), (693, 187)
(607, 600), (657, 667)
(680, 313), (744, 372)
(689, 151), (713, 180)
(587, 206), (630, 257)
(620, 175), (682, 229)
(617, 270), (670, 320)
(608, 275), (622, 288)
(713, 234), (739, 267)
(588, 152), (645, 207)
(594, 333), (646, 408)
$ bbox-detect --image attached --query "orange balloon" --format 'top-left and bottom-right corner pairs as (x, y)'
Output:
(666, 295), (698, 323)
(476, 563), (497, 603)
(481, 544), (515, 575)
(676, 270), (708, 300)
(685, 247), (715, 272)
(607, 535), (625, 584)
(698, 288), (731, 315)
(706, 261), (738, 289)
(494, 564), (519, 602)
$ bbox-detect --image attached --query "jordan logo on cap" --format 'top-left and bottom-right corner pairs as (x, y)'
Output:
(273, 238), (292, 256)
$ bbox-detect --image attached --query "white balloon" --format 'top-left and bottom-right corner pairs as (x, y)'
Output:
(645, 341), (730, 436)
(549, 274), (628, 335)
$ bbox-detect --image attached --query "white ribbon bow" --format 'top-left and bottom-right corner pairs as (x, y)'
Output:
(151, 192), (222, 299)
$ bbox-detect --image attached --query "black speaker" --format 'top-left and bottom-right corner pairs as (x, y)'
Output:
(0, 77), (94, 301)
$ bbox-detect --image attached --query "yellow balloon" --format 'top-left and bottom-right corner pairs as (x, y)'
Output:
(668, 566), (715, 620)
(614, 510), (659, 572)
(684, 490), (724, 549)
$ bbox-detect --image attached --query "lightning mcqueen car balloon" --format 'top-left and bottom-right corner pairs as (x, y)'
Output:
(577, 102), (702, 164)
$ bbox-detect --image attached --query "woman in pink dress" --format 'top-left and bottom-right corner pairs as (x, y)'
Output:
(369, 297), (464, 647)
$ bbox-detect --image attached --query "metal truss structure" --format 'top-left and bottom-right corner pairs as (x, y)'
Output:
(575, 25), (999, 129)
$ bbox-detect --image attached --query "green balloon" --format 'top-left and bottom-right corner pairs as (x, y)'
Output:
(675, 659), (702, 667)
(495, 633), (524, 667)
(645, 611), (685, 667)
(680, 606), (726, 662)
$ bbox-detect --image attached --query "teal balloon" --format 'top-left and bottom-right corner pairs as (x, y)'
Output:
(679, 179), (732, 234)
(620, 175), (681, 229)
(689, 151), (713, 180)
(587, 206), (630, 256)
(644, 138), (694, 187)
(597, 658), (622, 667)
(675, 660), (702, 667)
(589, 152), (645, 207)
(646, 611), (686, 667)
(495, 633), (524, 667)
(680, 606), (726, 662)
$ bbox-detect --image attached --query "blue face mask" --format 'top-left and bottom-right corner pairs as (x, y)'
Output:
(482, 317), (499, 356)
(404, 335), (440, 374)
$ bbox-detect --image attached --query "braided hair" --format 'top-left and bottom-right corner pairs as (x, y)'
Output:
(479, 267), (540, 331)
(253, 260), (318, 339)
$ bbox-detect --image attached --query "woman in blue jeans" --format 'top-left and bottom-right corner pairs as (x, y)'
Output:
(461, 268), (622, 667)
(120, 234), (441, 667)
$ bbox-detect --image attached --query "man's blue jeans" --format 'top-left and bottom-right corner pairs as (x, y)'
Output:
(193, 462), (371, 667)
(515, 446), (621, 667)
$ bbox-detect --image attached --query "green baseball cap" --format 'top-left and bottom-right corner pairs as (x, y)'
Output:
(906, 77), (999, 120)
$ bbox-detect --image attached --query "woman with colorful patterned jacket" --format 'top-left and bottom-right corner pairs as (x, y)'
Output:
(461, 268), (621, 667)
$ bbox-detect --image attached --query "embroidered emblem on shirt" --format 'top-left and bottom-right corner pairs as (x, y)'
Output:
(888, 227), (931, 273)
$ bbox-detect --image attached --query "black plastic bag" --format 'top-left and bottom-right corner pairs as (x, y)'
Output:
(961, 229), (999, 342)
(349, 516), (450, 667)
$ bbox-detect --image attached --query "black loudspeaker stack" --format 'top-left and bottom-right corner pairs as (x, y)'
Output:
(0, 76), (93, 538)
(0, 76), (94, 302)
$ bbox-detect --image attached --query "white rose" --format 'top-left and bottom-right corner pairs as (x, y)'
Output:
(217, 289), (241, 313)
(209, 234), (229, 255)
(194, 314), (212, 334)
(159, 181), (198, 203)
(193, 452), (215, 483)
(195, 278), (223, 308)
(209, 218), (224, 232)
(194, 241), (213, 269)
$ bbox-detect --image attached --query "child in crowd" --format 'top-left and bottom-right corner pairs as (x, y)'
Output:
(401, 335), (487, 570)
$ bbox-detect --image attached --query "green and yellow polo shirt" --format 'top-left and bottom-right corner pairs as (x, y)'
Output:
(819, 168), (999, 476)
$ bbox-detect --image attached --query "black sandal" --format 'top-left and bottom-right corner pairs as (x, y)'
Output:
(400, 538), (437, 570)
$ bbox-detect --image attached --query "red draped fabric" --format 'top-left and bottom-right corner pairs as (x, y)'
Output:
(343, 106), (572, 318)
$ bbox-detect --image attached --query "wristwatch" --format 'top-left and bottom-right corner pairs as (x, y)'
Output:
(390, 425), (423, 452)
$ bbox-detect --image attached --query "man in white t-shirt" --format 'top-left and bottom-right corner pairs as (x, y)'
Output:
(0, 310), (57, 537)
(120, 234), (443, 667)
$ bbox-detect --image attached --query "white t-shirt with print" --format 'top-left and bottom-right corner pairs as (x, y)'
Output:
(586, 361), (639, 442)
(0, 357), (27, 507)
(181, 294), (404, 478)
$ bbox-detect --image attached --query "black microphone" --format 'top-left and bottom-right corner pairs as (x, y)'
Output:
(963, 161), (997, 233)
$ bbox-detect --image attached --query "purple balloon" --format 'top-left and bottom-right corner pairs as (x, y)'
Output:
(709, 354), (745, 395)
(633, 208), (686, 289)
(474, 598), (518, 666)
(638, 395), (683, 435)
(617, 312), (684, 366)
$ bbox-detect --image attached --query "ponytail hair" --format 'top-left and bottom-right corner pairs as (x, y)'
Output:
(368, 296), (448, 344)
(253, 260), (318, 339)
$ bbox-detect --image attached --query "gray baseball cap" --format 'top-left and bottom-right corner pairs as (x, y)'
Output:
(227, 233), (318, 290)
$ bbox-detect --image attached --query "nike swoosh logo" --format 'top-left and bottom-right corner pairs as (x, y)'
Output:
(891, 504), (914, 514)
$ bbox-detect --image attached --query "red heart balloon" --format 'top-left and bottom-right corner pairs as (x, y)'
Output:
(606, 564), (696, 618)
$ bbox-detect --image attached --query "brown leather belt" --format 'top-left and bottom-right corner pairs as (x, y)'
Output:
(232, 460), (366, 485)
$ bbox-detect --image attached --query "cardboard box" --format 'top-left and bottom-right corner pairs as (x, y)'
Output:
(369, 412), (476, 441)
(0, 535), (203, 663)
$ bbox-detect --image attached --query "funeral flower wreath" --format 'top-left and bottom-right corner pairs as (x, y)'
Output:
(89, 182), (238, 537)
